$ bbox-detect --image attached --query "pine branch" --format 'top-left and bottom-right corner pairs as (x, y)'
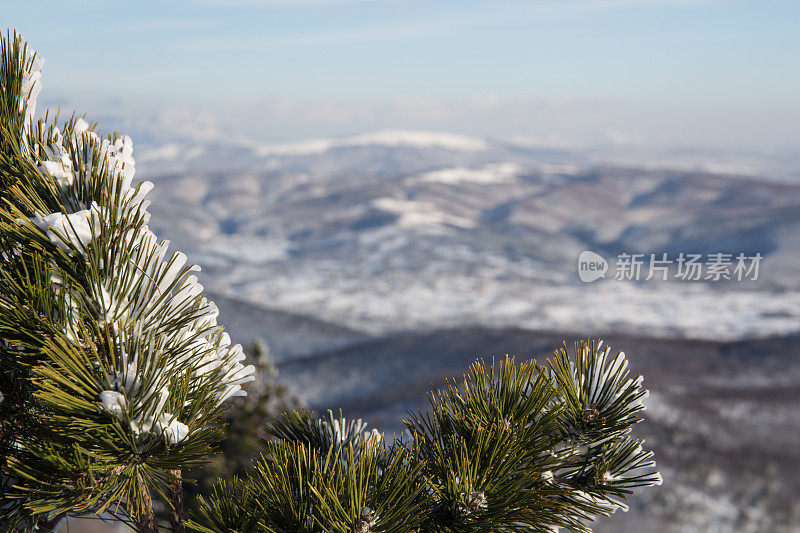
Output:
(0, 30), (255, 530)
(169, 470), (185, 533)
(135, 475), (159, 533)
(191, 341), (661, 533)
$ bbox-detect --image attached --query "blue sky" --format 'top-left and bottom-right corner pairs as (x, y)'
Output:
(4, 0), (800, 150)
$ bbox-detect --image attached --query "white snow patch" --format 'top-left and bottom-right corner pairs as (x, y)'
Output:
(370, 197), (475, 229)
(417, 163), (520, 185)
(254, 130), (488, 156)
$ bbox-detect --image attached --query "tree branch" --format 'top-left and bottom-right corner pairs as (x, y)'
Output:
(169, 469), (185, 533)
(136, 473), (159, 533)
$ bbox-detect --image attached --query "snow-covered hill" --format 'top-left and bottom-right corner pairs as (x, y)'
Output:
(135, 133), (800, 341)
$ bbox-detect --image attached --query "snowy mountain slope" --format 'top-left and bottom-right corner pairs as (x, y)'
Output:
(251, 130), (490, 156)
(208, 291), (367, 361)
(141, 140), (800, 340)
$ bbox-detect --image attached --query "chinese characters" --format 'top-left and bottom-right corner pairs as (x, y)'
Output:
(613, 252), (762, 281)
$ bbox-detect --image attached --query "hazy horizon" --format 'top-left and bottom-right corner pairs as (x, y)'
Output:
(6, 0), (800, 153)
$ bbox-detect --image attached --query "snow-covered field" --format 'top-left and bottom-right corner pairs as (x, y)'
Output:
(195, 257), (800, 341)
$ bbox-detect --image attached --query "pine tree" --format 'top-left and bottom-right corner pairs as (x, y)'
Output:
(0, 32), (255, 531)
(1, 32), (660, 532)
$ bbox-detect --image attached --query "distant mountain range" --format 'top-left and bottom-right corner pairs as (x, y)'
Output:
(135, 131), (800, 340)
